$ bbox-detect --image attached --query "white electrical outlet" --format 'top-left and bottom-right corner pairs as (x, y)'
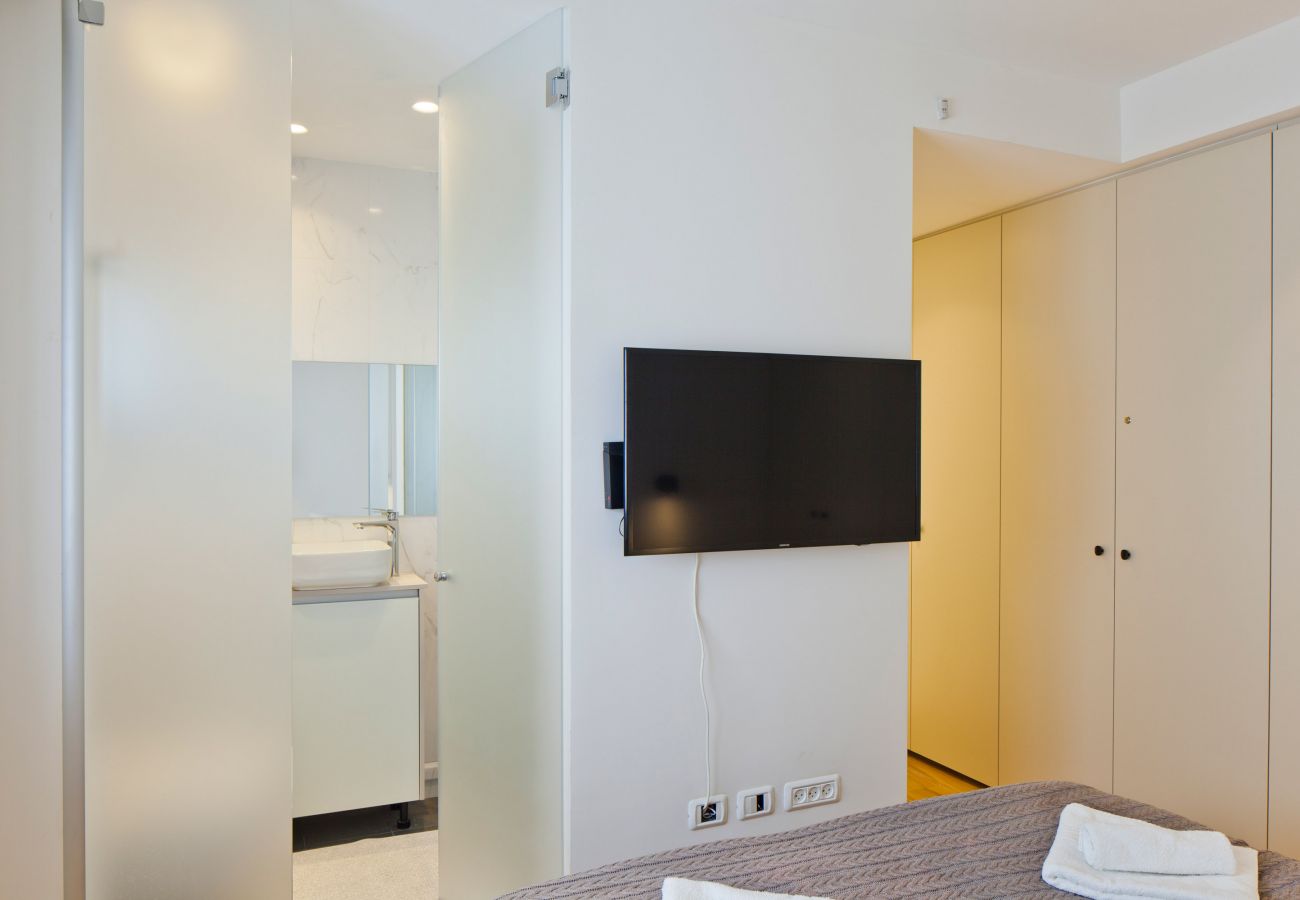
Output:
(687, 794), (728, 830)
(783, 774), (841, 811)
(736, 786), (774, 820)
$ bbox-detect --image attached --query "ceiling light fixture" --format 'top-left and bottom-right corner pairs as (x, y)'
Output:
(290, 123), (308, 135)
(411, 100), (438, 114)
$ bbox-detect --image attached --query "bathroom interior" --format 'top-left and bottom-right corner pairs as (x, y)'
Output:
(287, 4), (445, 893)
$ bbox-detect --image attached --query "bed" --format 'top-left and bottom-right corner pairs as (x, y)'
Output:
(504, 781), (1300, 898)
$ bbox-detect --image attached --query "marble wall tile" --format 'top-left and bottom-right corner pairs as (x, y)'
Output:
(394, 515), (437, 577)
(397, 516), (440, 794)
(291, 157), (437, 365)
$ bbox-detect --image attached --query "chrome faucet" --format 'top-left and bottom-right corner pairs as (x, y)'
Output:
(353, 509), (399, 577)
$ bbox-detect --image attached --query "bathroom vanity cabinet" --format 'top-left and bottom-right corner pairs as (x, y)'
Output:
(291, 577), (424, 818)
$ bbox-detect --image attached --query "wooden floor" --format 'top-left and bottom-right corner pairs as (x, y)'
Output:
(907, 751), (986, 802)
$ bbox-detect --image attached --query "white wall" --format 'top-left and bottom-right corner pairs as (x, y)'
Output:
(0, 1), (64, 896)
(82, 1), (293, 896)
(562, 0), (1121, 871)
(902, 43), (1121, 162)
(292, 157), (438, 364)
(556, 3), (1300, 875)
(1121, 16), (1300, 161)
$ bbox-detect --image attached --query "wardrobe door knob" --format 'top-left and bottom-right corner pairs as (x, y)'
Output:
(1120, 549), (1132, 561)
(1094, 546), (1105, 556)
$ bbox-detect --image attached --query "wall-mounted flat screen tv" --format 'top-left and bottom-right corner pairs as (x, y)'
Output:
(623, 348), (920, 556)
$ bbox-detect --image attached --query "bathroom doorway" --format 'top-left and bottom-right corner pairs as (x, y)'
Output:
(287, 4), (566, 898)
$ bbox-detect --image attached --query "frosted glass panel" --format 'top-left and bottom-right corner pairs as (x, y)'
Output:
(437, 10), (564, 896)
(0, 3), (64, 897)
(82, 1), (293, 897)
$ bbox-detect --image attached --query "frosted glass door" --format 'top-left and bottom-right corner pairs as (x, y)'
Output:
(82, 0), (292, 898)
(437, 11), (565, 898)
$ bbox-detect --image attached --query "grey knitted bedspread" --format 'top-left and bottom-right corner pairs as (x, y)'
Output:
(503, 781), (1300, 899)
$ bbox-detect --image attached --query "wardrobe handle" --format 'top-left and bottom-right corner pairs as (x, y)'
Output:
(1094, 546), (1105, 556)
(1120, 549), (1132, 561)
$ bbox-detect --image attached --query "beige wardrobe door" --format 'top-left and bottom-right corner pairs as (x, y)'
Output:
(1115, 134), (1272, 846)
(911, 217), (1001, 786)
(1000, 183), (1115, 791)
(1272, 122), (1300, 857)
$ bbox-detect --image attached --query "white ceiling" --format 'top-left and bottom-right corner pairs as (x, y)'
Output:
(291, 0), (1300, 172)
(290, 0), (561, 171)
(748, 0), (1300, 86)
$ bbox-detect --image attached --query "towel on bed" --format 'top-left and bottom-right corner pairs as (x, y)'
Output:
(1043, 803), (1259, 900)
(1077, 804), (1237, 875)
(662, 877), (830, 900)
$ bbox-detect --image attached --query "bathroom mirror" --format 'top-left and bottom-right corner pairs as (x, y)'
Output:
(292, 361), (437, 518)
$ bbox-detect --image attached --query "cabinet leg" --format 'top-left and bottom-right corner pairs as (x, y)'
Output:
(396, 801), (411, 830)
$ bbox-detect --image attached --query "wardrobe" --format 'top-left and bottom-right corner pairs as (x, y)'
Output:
(911, 126), (1300, 854)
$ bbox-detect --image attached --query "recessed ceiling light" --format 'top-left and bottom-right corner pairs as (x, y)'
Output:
(368, 207), (383, 215)
(412, 100), (438, 114)
(290, 123), (308, 135)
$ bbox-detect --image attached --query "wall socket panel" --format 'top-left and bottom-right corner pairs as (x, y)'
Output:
(687, 794), (728, 830)
(736, 786), (774, 820)
(783, 774), (841, 811)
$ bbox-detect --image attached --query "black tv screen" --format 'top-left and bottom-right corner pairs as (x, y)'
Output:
(623, 348), (920, 556)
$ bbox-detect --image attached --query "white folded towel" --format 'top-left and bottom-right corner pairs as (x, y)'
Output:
(662, 877), (830, 900)
(1042, 803), (1259, 900)
(1078, 805), (1236, 875)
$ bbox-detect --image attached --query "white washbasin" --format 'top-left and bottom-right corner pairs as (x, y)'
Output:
(292, 540), (391, 590)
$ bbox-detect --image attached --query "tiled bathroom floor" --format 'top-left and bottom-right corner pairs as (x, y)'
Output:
(293, 799), (438, 852)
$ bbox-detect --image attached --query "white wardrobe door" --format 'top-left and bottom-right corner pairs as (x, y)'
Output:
(1115, 134), (1272, 846)
(1272, 122), (1300, 857)
(911, 217), (1001, 786)
(1000, 183), (1116, 791)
